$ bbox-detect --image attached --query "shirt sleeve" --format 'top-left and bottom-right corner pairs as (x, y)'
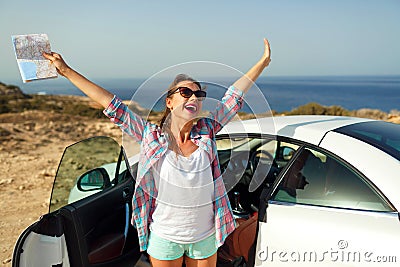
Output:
(208, 85), (244, 133)
(103, 95), (148, 143)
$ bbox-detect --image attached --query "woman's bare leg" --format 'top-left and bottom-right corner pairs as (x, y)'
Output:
(184, 252), (217, 267)
(148, 255), (184, 267)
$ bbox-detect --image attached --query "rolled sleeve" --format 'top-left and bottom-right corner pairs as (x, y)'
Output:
(209, 85), (244, 133)
(103, 95), (147, 142)
(103, 95), (122, 120)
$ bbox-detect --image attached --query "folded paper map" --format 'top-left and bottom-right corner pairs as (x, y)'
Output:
(12, 34), (58, 83)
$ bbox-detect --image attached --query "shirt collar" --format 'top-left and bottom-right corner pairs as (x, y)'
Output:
(190, 130), (201, 140)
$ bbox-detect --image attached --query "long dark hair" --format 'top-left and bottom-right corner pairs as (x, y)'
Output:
(159, 74), (202, 128)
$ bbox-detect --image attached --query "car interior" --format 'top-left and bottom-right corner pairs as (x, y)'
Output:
(215, 136), (291, 267)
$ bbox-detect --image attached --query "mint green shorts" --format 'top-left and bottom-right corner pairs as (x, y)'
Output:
(147, 231), (218, 260)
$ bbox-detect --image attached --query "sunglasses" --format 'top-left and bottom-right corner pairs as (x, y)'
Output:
(169, 87), (207, 100)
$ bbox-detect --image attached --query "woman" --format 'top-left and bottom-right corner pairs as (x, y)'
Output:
(43, 38), (271, 267)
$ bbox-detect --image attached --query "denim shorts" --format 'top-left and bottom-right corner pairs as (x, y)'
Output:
(147, 231), (218, 260)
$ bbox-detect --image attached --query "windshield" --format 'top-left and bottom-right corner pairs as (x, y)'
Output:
(50, 137), (121, 213)
(334, 121), (400, 160)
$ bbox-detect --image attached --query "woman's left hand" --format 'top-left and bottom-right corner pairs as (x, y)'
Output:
(262, 38), (271, 67)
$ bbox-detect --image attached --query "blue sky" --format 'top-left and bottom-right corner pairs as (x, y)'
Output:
(1, 0), (400, 84)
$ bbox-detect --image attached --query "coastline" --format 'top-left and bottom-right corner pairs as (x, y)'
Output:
(1, 91), (399, 123)
(7, 74), (400, 114)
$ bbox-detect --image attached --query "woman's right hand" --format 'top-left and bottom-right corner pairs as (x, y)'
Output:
(42, 52), (71, 77)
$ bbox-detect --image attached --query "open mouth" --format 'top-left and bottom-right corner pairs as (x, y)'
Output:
(184, 103), (198, 113)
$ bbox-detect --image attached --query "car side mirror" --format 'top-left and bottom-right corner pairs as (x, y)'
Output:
(77, 168), (111, 191)
(282, 147), (296, 161)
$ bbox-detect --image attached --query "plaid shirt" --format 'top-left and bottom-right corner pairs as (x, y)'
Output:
(104, 86), (244, 251)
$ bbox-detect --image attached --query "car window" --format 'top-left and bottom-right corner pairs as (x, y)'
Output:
(216, 136), (252, 150)
(216, 136), (302, 192)
(272, 147), (394, 212)
(216, 137), (272, 191)
(114, 150), (133, 185)
(115, 161), (137, 185)
(274, 141), (300, 169)
(50, 137), (123, 213)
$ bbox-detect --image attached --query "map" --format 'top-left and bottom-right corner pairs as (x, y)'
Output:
(12, 34), (58, 83)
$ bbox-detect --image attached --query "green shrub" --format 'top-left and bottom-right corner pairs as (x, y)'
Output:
(285, 102), (351, 116)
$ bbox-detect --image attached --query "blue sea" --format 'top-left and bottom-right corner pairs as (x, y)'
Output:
(13, 75), (400, 114)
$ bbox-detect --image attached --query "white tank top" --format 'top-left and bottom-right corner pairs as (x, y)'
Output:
(149, 148), (215, 243)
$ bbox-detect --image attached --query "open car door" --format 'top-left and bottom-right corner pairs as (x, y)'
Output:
(12, 136), (142, 267)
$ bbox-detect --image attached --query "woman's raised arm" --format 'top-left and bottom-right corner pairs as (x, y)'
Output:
(43, 52), (114, 108)
(232, 38), (271, 94)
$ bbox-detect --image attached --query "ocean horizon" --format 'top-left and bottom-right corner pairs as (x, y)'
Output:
(8, 75), (400, 114)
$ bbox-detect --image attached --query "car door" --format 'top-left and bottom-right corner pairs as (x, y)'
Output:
(12, 136), (142, 267)
(255, 145), (400, 266)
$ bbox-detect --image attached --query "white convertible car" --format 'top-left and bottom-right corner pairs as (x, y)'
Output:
(13, 115), (400, 267)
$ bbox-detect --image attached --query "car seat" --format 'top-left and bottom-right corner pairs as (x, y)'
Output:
(218, 213), (258, 266)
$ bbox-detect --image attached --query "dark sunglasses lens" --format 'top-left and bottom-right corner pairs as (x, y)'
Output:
(178, 87), (206, 100)
(194, 91), (206, 98)
(179, 88), (193, 98)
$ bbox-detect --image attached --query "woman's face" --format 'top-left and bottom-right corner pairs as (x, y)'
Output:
(166, 81), (204, 122)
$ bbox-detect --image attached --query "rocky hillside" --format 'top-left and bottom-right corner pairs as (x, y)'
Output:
(0, 82), (153, 120)
(284, 102), (400, 123)
(0, 82), (27, 97)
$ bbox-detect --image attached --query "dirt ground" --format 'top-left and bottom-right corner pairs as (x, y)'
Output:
(0, 108), (122, 266)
